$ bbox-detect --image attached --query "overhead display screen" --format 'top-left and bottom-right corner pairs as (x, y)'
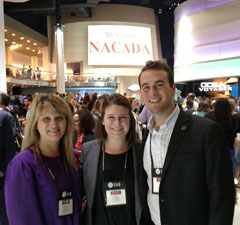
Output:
(88, 25), (153, 66)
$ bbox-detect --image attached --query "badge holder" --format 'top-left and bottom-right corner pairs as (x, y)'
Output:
(152, 168), (162, 194)
(104, 181), (127, 207)
(58, 191), (74, 217)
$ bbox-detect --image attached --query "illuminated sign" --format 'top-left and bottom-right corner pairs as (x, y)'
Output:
(88, 25), (153, 66)
(199, 82), (232, 92)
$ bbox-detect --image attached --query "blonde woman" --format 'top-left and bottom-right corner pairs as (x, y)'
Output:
(5, 93), (82, 225)
(66, 92), (79, 113)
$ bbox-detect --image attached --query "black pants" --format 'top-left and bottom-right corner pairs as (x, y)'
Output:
(0, 177), (9, 225)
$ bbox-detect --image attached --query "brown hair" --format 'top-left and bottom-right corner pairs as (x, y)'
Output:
(138, 60), (174, 87)
(95, 93), (137, 147)
(74, 109), (95, 133)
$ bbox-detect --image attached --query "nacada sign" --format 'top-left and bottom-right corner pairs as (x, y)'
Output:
(88, 25), (153, 66)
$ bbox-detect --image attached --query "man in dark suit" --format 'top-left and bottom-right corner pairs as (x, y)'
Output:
(0, 93), (16, 225)
(138, 61), (235, 225)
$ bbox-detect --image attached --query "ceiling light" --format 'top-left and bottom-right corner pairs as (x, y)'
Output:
(32, 49), (35, 52)
(20, 37), (24, 40)
(5, 39), (8, 42)
(225, 77), (238, 84)
(37, 52), (41, 54)
(26, 47), (30, 50)
(4, 29), (7, 32)
(19, 44), (22, 47)
(158, 9), (163, 14)
(127, 84), (140, 92)
(12, 33), (15, 36)
(12, 41), (16, 44)
(10, 45), (18, 50)
(33, 43), (37, 46)
(27, 40), (30, 43)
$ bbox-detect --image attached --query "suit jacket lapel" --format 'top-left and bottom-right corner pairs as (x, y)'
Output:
(161, 110), (192, 180)
(86, 141), (101, 210)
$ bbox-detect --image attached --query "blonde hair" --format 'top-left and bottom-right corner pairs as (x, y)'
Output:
(66, 92), (75, 103)
(22, 93), (77, 170)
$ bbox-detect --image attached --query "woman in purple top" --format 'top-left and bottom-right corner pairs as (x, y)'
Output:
(5, 93), (82, 225)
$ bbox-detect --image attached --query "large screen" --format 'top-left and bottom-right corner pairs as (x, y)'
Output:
(88, 25), (153, 66)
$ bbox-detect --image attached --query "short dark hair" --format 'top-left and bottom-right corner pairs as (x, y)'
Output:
(74, 109), (95, 133)
(186, 100), (193, 107)
(138, 60), (174, 87)
(0, 92), (10, 106)
(95, 93), (137, 147)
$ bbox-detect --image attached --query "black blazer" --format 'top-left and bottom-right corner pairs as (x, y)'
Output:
(82, 139), (153, 225)
(142, 110), (235, 225)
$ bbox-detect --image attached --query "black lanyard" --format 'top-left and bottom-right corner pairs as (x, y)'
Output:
(149, 133), (156, 169)
(39, 150), (73, 192)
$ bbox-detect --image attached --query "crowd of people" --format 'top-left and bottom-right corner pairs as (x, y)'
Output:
(0, 60), (239, 225)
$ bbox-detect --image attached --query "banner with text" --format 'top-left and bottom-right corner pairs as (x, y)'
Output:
(88, 25), (153, 66)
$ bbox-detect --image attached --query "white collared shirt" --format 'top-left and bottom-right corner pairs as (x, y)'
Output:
(143, 105), (180, 225)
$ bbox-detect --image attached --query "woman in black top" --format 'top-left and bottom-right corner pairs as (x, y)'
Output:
(82, 94), (153, 225)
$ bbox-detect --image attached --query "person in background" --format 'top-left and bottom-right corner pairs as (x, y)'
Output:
(13, 96), (21, 108)
(139, 105), (152, 125)
(82, 93), (153, 225)
(88, 93), (98, 112)
(21, 65), (26, 79)
(36, 67), (41, 80)
(129, 97), (142, 140)
(193, 101), (210, 117)
(66, 92), (79, 113)
(82, 92), (90, 107)
(138, 60), (235, 225)
(185, 100), (195, 114)
(5, 93), (82, 225)
(0, 93), (16, 225)
(73, 109), (95, 165)
(26, 65), (32, 79)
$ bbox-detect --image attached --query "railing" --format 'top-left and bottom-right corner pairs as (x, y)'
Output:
(6, 64), (117, 86)
(6, 65), (56, 81)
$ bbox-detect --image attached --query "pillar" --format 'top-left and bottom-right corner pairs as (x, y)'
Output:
(55, 25), (65, 94)
(0, 0), (7, 93)
(6, 46), (13, 66)
(31, 56), (38, 70)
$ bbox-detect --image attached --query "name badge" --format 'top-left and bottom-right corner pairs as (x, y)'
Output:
(104, 181), (127, 207)
(152, 168), (163, 194)
(58, 191), (74, 217)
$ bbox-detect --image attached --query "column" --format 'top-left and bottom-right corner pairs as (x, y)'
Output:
(0, 0), (7, 93)
(31, 56), (38, 70)
(55, 24), (65, 94)
(6, 46), (13, 66)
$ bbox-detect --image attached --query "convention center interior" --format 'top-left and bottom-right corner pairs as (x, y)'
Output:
(0, 0), (240, 224)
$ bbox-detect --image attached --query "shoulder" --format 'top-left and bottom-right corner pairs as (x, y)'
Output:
(8, 150), (36, 170)
(82, 139), (101, 151)
(179, 110), (215, 126)
(5, 150), (38, 182)
(0, 110), (10, 121)
(82, 139), (101, 162)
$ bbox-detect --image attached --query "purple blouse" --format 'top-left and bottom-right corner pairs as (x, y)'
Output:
(5, 149), (82, 225)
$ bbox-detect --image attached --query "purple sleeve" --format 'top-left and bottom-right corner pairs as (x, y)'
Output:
(4, 156), (47, 225)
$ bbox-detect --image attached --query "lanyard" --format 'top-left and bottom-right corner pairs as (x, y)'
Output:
(149, 133), (164, 169)
(149, 133), (155, 169)
(102, 145), (129, 182)
(39, 149), (72, 192)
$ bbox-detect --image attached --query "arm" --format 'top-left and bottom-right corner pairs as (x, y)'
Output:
(4, 156), (47, 225)
(1, 113), (16, 172)
(205, 122), (235, 225)
(235, 144), (240, 163)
